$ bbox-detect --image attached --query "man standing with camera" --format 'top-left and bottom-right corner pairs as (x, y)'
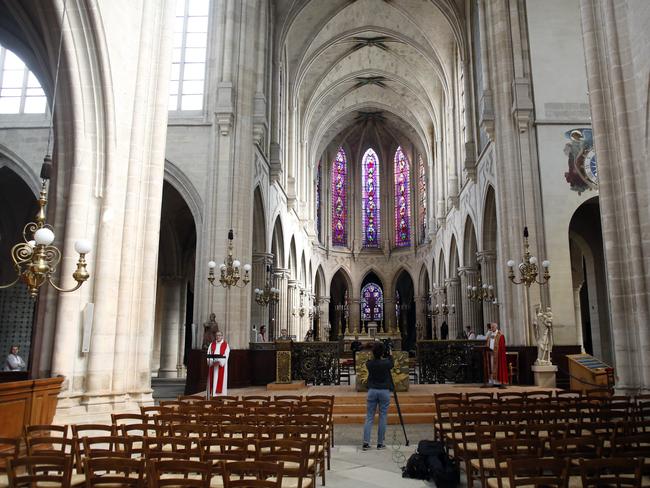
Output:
(362, 341), (394, 450)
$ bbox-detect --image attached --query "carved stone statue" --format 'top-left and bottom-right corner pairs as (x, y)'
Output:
(533, 305), (554, 365)
(202, 313), (219, 350)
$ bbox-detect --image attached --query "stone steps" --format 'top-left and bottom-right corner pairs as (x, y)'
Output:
(333, 393), (435, 424)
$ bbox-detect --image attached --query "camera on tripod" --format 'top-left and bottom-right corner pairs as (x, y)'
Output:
(381, 338), (393, 358)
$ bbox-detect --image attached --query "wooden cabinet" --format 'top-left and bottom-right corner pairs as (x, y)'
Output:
(0, 377), (63, 438)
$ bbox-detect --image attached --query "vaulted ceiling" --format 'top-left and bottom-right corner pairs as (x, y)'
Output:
(275, 0), (467, 162)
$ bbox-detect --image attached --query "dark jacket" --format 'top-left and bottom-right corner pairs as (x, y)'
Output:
(366, 357), (394, 390)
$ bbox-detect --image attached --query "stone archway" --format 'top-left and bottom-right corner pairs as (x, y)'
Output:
(270, 217), (286, 340)
(154, 181), (196, 379)
(461, 217), (483, 335)
(329, 268), (352, 340)
(480, 186), (499, 325)
(0, 166), (38, 371)
(394, 270), (416, 351)
(447, 236), (462, 339)
(418, 265), (431, 340)
(251, 187), (269, 341)
(569, 197), (611, 364)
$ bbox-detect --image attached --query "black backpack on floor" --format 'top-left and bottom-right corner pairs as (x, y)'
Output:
(403, 440), (460, 487)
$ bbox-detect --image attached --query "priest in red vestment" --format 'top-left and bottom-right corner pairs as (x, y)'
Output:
(207, 331), (230, 398)
(486, 322), (508, 386)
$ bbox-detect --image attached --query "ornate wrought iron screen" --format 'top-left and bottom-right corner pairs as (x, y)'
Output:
(291, 341), (341, 385)
(417, 340), (484, 383)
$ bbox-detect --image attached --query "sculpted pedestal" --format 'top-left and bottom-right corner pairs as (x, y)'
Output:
(531, 363), (557, 388)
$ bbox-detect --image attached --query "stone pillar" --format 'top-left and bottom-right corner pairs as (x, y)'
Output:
(572, 284), (585, 353)
(318, 296), (330, 341)
(252, 253), (273, 332)
(348, 296), (360, 336)
(446, 278), (463, 339)
(384, 297), (396, 335)
(477, 251), (499, 325)
(287, 279), (298, 338)
(459, 267), (482, 332)
(274, 268), (289, 338)
(158, 277), (183, 378)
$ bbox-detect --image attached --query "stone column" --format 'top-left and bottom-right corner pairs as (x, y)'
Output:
(318, 296), (330, 341)
(446, 278), (463, 339)
(459, 266), (482, 332)
(273, 268), (289, 338)
(348, 296), (360, 336)
(572, 284), (585, 353)
(383, 297), (396, 335)
(477, 251), (499, 325)
(287, 279), (298, 338)
(252, 253), (273, 332)
(158, 276), (183, 378)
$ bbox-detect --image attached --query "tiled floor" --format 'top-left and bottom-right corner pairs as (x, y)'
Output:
(329, 423), (467, 487)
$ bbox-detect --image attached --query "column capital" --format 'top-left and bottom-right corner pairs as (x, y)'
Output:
(457, 266), (478, 277)
(446, 277), (461, 287)
(253, 252), (274, 264)
(477, 250), (497, 263)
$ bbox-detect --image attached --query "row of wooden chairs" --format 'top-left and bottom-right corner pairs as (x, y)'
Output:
(2, 435), (320, 487)
(6, 455), (294, 488)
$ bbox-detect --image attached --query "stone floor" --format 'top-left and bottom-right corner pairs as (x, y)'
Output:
(330, 424), (468, 487)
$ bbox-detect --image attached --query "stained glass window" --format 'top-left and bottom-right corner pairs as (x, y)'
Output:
(331, 147), (347, 246)
(316, 160), (322, 243)
(394, 146), (412, 247)
(418, 154), (427, 244)
(361, 283), (384, 321)
(362, 148), (381, 247)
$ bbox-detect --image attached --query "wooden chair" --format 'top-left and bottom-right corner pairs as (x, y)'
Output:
(148, 459), (211, 487)
(222, 460), (283, 488)
(469, 425), (523, 488)
(579, 457), (643, 488)
(610, 433), (650, 473)
(26, 436), (75, 457)
(506, 457), (569, 488)
(24, 424), (68, 439)
(71, 424), (118, 471)
(256, 439), (311, 488)
(144, 436), (200, 461)
(301, 396), (334, 449)
(140, 406), (164, 419)
(487, 437), (544, 488)
(6, 455), (73, 488)
(112, 413), (147, 426)
(84, 457), (145, 487)
(199, 437), (251, 468)
(433, 395), (464, 442)
(505, 351), (519, 384)
(0, 437), (20, 488)
(273, 396), (302, 404)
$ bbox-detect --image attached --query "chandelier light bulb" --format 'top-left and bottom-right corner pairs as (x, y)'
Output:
(243, 264), (251, 272)
(233, 260), (241, 269)
(488, 285), (494, 290)
(467, 285), (472, 291)
(74, 239), (92, 255)
(34, 227), (55, 246)
(219, 264), (227, 271)
(542, 260), (551, 268)
(208, 261), (217, 269)
(529, 256), (538, 265)
(506, 260), (515, 268)
(482, 284), (488, 289)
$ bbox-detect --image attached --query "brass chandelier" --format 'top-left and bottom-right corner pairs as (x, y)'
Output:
(208, 229), (251, 288)
(506, 227), (550, 287)
(0, 157), (91, 298)
(254, 264), (279, 306)
(466, 264), (497, 303)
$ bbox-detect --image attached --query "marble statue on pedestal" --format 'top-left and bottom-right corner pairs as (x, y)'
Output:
(533, 306), (554, 365)
(202, 313), (220, 350)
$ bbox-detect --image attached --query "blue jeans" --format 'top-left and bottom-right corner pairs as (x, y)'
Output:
(363, 388), (391, 445)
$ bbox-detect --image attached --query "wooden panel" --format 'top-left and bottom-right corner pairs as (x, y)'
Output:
(185, 349), (253, 394)
(0, 377), (63, 439)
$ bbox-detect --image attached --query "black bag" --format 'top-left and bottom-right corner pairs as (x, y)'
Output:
(403, 440), (460, 487)
(402, 452), (430, 480)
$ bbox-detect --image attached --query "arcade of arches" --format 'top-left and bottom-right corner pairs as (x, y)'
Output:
(0, 0), (649, 422)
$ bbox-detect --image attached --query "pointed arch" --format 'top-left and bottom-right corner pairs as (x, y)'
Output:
(437, 249), (446, 285)
(462, 216), (478, 267)
(252, 186), (266, 255)
(289, 236), (298, 280)
(448, 235), (460, 277)
(482, 185), (497, 252)
(271, 216), (285, 269)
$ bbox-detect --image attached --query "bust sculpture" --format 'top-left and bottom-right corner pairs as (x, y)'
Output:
(533, 305), (554, 365)
(202, 313), (219, 350)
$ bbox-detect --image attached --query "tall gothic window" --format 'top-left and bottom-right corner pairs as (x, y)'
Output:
(394, 146), (412, 247)
(361, 283), (384, 321)
(362, 148), (381, 248)
(170, 0), (210, 111)
(331, 147), (347, 246)
(316, 160), (322, 243)
(418, 154), (427, 244)
(0, 45), (47, 114)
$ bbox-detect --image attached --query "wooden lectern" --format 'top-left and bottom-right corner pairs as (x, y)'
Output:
(566, 354), (614, 394)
